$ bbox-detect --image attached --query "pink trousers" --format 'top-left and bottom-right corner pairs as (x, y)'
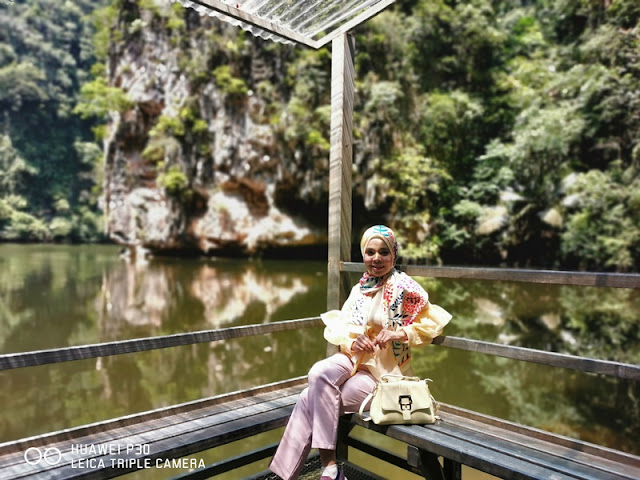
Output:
(269, 353), (377, 480)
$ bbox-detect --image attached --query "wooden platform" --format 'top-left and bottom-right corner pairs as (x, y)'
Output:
(341, 403), (640, 480)
(3, 371), (639, 480)
(0, 378), (306, 480)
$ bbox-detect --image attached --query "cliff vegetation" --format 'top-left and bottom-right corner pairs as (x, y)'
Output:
(1, 0), (639, 270)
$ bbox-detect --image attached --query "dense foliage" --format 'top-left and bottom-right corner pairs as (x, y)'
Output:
(354, 0), (640, 270)
(1, 0), (639, 271)
(0, 0), (106, 242)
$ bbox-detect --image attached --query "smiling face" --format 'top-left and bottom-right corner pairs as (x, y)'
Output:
(363, 237), (394, 277)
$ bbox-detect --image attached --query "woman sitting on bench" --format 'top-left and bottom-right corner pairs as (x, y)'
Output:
(269, 225), (452, 480)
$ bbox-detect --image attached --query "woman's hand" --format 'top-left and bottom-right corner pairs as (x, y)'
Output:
(351, 334), (376, 353)
(374, 329), (407, 348)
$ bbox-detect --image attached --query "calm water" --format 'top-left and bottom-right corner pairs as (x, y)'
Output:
(1, 244), (638, 478)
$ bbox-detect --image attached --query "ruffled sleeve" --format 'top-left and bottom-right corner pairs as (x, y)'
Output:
(320, 285), (365, 352)
(389, 273), (451, 347)
(400, 302), (452, 347)
(321, 309), (366, 348)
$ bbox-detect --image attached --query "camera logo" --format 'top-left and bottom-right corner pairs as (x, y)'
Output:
(24, 447), (62, 466)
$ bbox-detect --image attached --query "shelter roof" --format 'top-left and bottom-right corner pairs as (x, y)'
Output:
(173, 0), (396, 48)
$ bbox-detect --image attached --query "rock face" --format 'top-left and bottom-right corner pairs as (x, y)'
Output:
(103, 1), (334, 257)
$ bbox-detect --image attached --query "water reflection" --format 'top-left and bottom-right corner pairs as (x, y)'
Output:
(0, 244), (329, 443)
(98, 257), (316, 340)
(0, 245), (638, 459)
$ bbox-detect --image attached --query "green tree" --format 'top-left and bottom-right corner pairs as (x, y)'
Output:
(0, 0), (107, 242)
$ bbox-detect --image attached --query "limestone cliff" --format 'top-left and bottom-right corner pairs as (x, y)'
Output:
(103, 0), (359, 258)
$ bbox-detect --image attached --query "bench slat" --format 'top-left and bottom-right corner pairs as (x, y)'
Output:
(432, 418), (630, 480)
(347, 406), (640, 480)
(440, 404), (639, 466)
(0, 383), (307, 480)
(439, 405), (640, 477)
(0, 377), (306, 454)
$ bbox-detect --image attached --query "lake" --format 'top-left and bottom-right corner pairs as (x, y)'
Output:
(0, 244), (638, 479)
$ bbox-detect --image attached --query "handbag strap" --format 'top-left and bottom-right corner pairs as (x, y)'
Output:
(358, 391), (375, 421)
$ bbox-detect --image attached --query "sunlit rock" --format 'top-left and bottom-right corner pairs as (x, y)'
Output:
(107, 188), (174, 259)
(499, 190), (524, 203)
(193, 189), (319, 255)
(539, 207), (563, 228)
(476, 206), (508, 235)
(473, 298), (505, 326)
(540, 313), (561, 330)
(561, 193), (580, 208)
(560, 330), (578, 346)
(103, 22), (328, 257)
(498, 333), (519, 344)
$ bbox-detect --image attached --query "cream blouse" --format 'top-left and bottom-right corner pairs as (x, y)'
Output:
(321, 271), (451, 380)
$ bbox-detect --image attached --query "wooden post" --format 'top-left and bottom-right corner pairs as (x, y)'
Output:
(443, 458), (462, 480)
(336, 417), (355, 463)
(327, 33), (355, 356)
(407, 446), (445, 480)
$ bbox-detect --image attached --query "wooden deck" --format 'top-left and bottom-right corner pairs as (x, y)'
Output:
(2, 374), (639, 480)
(0, 378), (306, 479)
(342, 404), (640, 480)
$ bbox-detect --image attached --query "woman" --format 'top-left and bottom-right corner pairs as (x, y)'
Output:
(269, 225), (451, 480)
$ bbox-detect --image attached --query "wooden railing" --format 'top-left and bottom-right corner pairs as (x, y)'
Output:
(343, 262), (640, 288)
(0, 317), (322, 371)
(2, 318), (638, 380)
(2, 264), (638, 375)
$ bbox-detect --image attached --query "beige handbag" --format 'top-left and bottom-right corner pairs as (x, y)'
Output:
(359, 374), (438, 425)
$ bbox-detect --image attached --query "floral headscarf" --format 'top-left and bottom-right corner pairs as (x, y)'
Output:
(359, 225), (398, 295)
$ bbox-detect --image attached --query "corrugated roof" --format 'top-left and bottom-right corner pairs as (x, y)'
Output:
(172, 0), (396, 48)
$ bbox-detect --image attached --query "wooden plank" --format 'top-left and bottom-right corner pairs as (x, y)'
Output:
(0, 384), (306, 479)
(349, 402), (640, 480)
(350, 414), (634, 480)
(0, 389), (300, 473)
(0, 318), (322, 370)
(0, 377), (306, 454)
(429, 424), (627, 480)
(45, 407), (291, 479)
(437, 404), (640, 476)
(352, 417), (568, 480)
(1, 409), (294, 479)
(327, 33), (355, 327)
(340, 262), (640, 289)
(432, 336), (640, 381)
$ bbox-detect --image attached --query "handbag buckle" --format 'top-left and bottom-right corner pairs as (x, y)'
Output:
(399, 395), (412, 411)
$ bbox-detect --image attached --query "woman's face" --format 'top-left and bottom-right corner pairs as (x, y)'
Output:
(363, 238), (394, 277)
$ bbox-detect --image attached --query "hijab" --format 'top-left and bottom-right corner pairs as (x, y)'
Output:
(358, 225), (398, 295)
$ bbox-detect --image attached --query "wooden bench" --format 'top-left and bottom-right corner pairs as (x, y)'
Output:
(2, 375), (639, 480)
(0, 378), (306, 480)
(338, 403), (640, 480)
